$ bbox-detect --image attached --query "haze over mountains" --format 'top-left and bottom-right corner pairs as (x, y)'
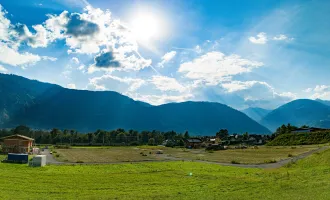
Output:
(0, 73), (270, 135)
(241, 107), (271, 122)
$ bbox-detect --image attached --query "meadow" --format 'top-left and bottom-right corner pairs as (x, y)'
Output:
(55, 145), (320, 164)
(0, 147), (330, 199)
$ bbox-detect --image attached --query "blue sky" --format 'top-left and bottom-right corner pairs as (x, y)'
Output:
(0, 0), (330, 109)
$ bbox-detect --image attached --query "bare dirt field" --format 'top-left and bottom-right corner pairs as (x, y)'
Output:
(54, 145), (321, 164)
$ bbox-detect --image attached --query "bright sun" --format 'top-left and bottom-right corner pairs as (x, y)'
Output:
(131, 13), (162, 41)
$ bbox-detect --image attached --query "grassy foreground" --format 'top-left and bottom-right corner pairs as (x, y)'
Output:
(1, 149), (330, 199)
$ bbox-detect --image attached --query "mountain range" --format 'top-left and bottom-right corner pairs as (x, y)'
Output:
(3, 73), (330, 134)
(0, 73), (271, 135)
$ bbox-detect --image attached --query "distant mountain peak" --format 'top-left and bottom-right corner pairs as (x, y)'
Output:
(260, 99), (330, 131)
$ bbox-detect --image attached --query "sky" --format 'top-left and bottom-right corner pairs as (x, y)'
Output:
(0, 0), (330, 110)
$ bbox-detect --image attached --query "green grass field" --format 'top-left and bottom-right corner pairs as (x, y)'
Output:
(55, 145), (319, 164)
(0, 147), (330, 199)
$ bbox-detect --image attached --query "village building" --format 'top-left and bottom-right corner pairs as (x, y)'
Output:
(0, 134), (34, 153)
(184, 138), (203, 148)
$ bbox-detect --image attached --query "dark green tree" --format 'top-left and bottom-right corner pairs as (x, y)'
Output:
(184, 131), (190, 139)
(216, 129), (229, 139)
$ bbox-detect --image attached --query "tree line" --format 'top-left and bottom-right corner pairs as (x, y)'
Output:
(0, 125), (192, 146)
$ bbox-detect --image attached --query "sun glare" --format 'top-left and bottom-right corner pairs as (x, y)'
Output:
(131, 13), (163, 41)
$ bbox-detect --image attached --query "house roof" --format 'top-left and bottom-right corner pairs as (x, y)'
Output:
(186, 138), (202, 143)
(0, 134), (34, 141)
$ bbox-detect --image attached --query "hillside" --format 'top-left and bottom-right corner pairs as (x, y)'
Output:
(260, 99), (330, 131)
(316, 99), (330, 106)
(242, 107), (271, 122)
(0, 73), (270, 135)
(267, 131), (330, 146)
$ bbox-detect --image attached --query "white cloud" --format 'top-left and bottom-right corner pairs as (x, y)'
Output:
(0, 5), (10, 42)
(78, 65), (85, 71)
(129, 93), (193, 105)
(88, 49), (151, 73)
(314, 85), (329, 92)
(0, 4), (151, 72)
(162, 51), (176, 62)
(150, 75), (186, 92)
(158, 51), (177, 68)
(0, 42), (42, 66)
(14, 24), (50, 48)
(0, 65), (8, 72)
(0, 5), (57, 68)
(249, 32), (267, 44)
(61, 70), (71, 79)
(303, 88), (313, 93)
(45, 6), (152, 72)
(71, 57), (80, 64)
(272, 34), (294, 41)
(222, 81), (268, 93)
(272, 34), (288, 41)
(87, 74), (145, 92)
(220, 80), (295, 108)
(178, 51), (263, 85)
(42, 56), (57, 61)
(305, 85), (330, 100)
(67, 83), (76, 89)
(195, 45), (202, 54)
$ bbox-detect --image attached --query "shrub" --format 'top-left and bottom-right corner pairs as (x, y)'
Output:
(231, 160), (240, 164)
(288, 154), (293, 157)
(55, 154), (60, 157)
(76, 160), (84, 163)
(129, 141), (140, 146)
(264, 159), (277, 163)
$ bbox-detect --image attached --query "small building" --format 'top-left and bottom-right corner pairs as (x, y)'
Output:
(30, 155), (46, 167)
(184, 138), (203, 148)
(0, 134), (34, 154)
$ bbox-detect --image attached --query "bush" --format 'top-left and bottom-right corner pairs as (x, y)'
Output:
(264, 159), (277, 163)
(55, 154), (60, 157)
(129, 141), (140, 146)
(288, 154), (293, 157)
(76, 160), (84, 163)
(231, 160), (240, 164)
